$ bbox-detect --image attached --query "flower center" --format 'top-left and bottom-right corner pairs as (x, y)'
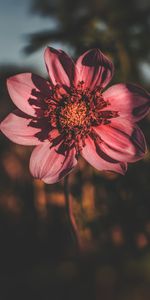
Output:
(59, 101), (88, 129)
(42, 82), (119, 154)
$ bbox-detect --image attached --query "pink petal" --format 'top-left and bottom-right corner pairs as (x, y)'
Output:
(103, 83), (150, 122)
(74, 49), (114, 90)
(0, 110), (43, 145)
(44, 47), (75, 86)
(29, 142), (78, 183)
(7, 73), (51, 117)
(94, 119), (147, 162)
(81, 136), (127, 175)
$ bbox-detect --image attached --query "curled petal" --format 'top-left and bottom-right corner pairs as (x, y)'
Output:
(0, 110), (42, 145)
(75, 49), (114, 90)
(44, 47), (75, 86)
(94, 119), (147, 162)
(29, 142), (78, 184)
(103, 83), (150, 122)
(81, 136), (127, 175)
(7, 73), (51, 117)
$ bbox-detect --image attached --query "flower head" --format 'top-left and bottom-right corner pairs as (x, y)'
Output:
(1, 47), (150, 183)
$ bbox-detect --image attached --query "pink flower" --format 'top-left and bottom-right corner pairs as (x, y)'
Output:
(1, 47), (150, 183)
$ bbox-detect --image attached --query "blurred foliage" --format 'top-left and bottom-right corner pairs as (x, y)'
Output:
(0, 0), (150, 299)
(25, 0), (150, 82)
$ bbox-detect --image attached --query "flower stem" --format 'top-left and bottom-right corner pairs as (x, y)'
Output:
(64, 175), (81, 252)
(33, 179), (48, 240)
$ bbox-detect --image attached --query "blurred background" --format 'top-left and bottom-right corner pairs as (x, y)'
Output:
(0, 0), (150, 299)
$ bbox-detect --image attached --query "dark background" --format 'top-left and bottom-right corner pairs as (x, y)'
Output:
(0, 0), (150, 299)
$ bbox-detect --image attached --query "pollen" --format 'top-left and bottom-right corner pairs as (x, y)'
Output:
(59, 101), (88, 129)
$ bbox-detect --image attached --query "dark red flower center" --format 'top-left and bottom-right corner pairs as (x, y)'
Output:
(43, 82), (119, 153)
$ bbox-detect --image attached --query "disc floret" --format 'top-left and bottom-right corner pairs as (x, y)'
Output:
(42, 81), (119, 153)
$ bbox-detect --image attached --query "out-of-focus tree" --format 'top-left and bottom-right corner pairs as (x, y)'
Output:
(24, 0), (150, 82)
